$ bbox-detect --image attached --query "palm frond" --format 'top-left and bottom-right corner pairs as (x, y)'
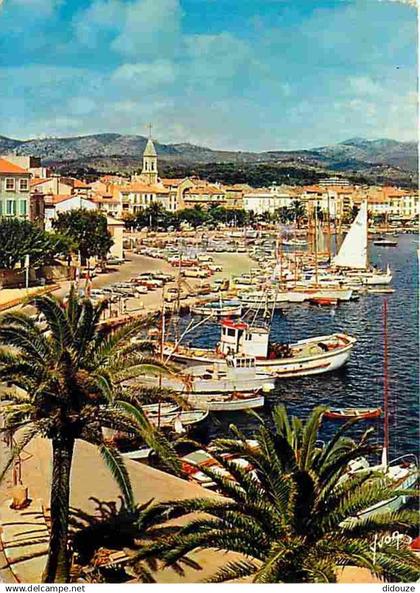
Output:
(98, 443), (134, 511)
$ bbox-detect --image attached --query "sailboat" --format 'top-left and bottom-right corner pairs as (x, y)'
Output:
(342, 300), (418, 523)
(333, 201), (368, 269)
(332, 201), (392, 285)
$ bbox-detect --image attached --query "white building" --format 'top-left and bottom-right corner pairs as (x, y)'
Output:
(44, 195), (98, 230)
(243, 190), (275, 215)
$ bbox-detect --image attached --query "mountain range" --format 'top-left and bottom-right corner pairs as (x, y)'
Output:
(0, 134), (417, 187)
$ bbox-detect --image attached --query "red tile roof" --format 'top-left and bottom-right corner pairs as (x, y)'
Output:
(161, 178), (186, 187)
(0, 158), (28, 174)
(30, 178), (51, 187)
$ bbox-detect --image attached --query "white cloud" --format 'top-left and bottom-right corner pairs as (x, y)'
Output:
(73, 0), (182, 57)
(111, 0), (182, 58)
(112, 60), (176, 89)
(378, 0), (417, 6)
(10, 0), (62, 15)
(348, 76), (386, 97)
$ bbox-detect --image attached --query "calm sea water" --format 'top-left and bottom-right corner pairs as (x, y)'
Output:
(178, 233), (419, 460)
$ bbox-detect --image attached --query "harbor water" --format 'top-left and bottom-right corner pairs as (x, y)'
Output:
(179, 233), (419, 460)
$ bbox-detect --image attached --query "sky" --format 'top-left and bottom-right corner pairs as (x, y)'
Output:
(0, 0), (417, 151)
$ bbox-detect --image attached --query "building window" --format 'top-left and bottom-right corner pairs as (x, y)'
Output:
(5, 178), (15, 191)
(19, 200), (27, 216)
(6, 200), (16, 215)
(19, 178), (29, 191)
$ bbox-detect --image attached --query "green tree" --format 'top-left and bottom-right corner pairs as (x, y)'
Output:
(273, 207), (291, 224)
(178, 205), (209, 228)
(0, 291), (177, 582)
(136, 406), (419, 583)
(52, 209), (113, 264)
(0, 218), (70, 270)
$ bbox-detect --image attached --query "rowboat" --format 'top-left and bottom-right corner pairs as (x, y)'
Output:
(309, 297), (338, 307)
(149, 409), (209, 433)
(324, 407), (382, 420)
(187, 390), (265, 412)
(373, 238), (398, 247)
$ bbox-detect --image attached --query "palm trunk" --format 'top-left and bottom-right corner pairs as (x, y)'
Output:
(43, 436), (75, 583)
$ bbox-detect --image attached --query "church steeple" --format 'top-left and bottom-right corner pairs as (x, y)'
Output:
(141, 124), (158, 185)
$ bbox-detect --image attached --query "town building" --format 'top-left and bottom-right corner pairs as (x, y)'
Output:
(2, 155), (51, 179)
(0, 157), (31, 218)
(92, 133), (195, 215)
(353, 186), (419, 220)
(182, 181), (226, 209)
(243, 189), (276, 215)
(43, 194), (97, 231)
(222, 184), (252, 209)
(319, 176), (351, 187)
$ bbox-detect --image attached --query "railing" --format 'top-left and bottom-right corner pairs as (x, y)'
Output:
(389, 453), (418, 468)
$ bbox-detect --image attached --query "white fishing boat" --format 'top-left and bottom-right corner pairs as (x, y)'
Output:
(164, 318), (356, 378)
(139, 358), (275, 394)
(296, 287), (354, 301)
(187, 390), (265, 412)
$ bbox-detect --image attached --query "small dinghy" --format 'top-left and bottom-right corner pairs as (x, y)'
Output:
(309, 296), (338, 307)
(142, 403), (179, 416)
(373, 238), (398, 247)
(324, 407), (382, 420)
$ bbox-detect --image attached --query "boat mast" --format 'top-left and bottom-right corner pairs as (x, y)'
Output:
(314, 198), (319, 287)
(382, 299), (389, 469)
(327, 192), (332, 263)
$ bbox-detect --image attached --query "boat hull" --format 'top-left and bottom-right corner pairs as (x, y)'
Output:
(187, 394), (265, 411)
(324, 408), (382, 420)
(139, 373), (275, 394)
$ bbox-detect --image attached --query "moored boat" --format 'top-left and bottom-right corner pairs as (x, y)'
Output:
(309, 296), (338, 307)
(191, 300), (242, 318)
(324, 407), (382, 420)
(373, 237), (398, 247)
(187, 390), (265, 412)
(164, 318), (356, 378)
(138, 358), (276, 394)
(341, 301), (418, 524)
(149, 409), (209, 433)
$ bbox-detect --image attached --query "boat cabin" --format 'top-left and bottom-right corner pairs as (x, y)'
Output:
(219, 319), (269, 359)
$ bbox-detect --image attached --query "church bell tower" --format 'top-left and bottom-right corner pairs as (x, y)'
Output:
(141, 124), (158, 185)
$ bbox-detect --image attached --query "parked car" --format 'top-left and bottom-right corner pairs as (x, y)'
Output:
(106, 257), (125, 265)
(207, 264), (223, 272)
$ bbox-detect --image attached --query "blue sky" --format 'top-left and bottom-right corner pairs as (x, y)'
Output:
(0, 0), (417, 150)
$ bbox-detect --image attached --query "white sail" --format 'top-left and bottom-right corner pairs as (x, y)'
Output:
(333, 201), (368, 269)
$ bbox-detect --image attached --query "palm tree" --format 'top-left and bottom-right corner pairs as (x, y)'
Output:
(134, 406), (419, 583)
(0, 290), (178, 583)
(288, 199), (306, 228)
